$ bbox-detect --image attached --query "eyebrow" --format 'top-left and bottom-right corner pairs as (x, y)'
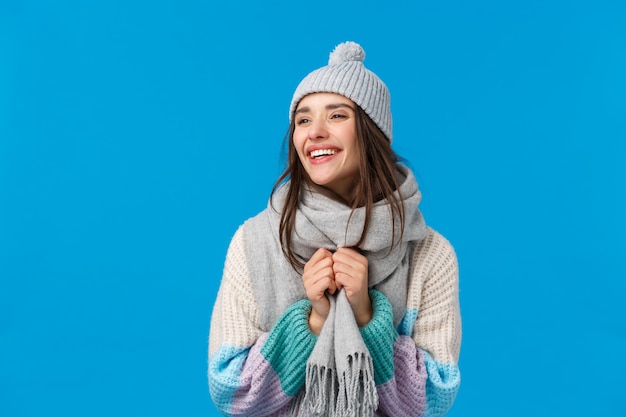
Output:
(295, 103), (355, 114)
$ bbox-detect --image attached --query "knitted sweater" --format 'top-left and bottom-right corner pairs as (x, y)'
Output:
(208, 225), (461, 416)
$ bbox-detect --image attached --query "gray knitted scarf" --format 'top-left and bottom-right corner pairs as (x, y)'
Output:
(244, 165), (427, 416)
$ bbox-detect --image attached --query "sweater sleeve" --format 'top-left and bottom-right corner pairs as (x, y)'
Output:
(208, 226), (317, 416)
(361, 228), (462, 417)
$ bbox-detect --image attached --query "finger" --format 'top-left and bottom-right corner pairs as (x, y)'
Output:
(327, 276), (337, 294)
(304, 260), (334, 285)
(308, 276), (336, 300)
(333, 257), (367, 279)
(333, 259), (368, 293)
(308, 247), (333, 266)
(303, 265), (336, 298)
(333, 247), (367, 265)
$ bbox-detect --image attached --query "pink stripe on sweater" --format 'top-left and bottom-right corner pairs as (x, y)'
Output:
(230, 333), (294, 416)
(375, 335), (428, 417)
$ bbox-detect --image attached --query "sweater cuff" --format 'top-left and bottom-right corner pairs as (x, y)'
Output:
(260, 299), (317, 396)
(360, 289), (398, 385)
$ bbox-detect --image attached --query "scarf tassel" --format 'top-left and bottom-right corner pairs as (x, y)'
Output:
(304, 354), (378, 417)
(303, 365), (336, 416)
(336, 352), (378, 417)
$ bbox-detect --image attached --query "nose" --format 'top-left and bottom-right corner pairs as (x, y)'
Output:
(306, 119), (329, 140)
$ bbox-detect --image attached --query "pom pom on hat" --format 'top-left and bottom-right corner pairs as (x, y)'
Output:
(289, 41), (392, 141)
(328, 41), (365, 66)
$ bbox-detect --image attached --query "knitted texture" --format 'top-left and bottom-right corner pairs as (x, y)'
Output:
(359, 289), (398, 385)
(303, 290), (378, 417)
(407, 230), (462, 364)
(208, 216), (462, 416)
(246, 165), (426, 331)
(241, 166), (425, 417)
(289, 41), (393, 141)
(260, 299), (317, 397)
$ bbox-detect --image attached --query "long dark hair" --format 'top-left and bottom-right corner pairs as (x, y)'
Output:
(271, 104), (407, 272)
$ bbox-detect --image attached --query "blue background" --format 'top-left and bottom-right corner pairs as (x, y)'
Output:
(1, 1), (625, 416)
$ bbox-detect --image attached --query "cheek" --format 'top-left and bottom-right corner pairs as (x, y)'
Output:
(292, 133), (307, 158)
(346, 151), (360, 172)
(292, 130), (303, 146)
(344, 134), (359, 164)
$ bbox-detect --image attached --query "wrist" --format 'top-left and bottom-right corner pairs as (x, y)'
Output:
(308, 309), (326, 335)
(354, 294), (373, 327)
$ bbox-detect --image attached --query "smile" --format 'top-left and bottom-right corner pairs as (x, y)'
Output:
(310, 149), (337, 159)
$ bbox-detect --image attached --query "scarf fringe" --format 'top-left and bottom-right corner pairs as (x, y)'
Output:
(304, 353), (378, 417)
(336, 352), (378, 417)
(303, 365), (336, 416)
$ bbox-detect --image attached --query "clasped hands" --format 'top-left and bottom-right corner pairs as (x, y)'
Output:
(302, 247), (372, 335)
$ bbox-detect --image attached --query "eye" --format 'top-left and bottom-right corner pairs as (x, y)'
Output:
(330, 113), (348, 120)
(295, 117), (311, 126)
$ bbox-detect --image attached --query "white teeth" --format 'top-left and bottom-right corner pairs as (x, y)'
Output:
(310, 149), (337, 158)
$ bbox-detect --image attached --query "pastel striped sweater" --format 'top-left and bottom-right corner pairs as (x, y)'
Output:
(208, 226), (461, 416)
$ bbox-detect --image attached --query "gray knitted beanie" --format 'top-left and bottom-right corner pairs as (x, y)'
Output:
(289, 41), (392, 141)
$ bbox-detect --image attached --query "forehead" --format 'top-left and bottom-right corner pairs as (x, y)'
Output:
(296, 92), (355, 110)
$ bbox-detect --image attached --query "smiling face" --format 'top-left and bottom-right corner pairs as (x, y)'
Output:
(293, 92), (360, 202)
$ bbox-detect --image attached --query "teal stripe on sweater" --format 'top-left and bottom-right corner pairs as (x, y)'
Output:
(260, 299), (317, 397)
(360, 289), (398, 385)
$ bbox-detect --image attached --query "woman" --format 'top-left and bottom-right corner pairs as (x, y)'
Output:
(208, 41), (461, 417)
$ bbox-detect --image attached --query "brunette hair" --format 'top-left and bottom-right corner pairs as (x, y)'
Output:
(271, 104), (406, 272)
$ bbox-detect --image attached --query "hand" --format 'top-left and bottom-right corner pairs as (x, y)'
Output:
(302, 248), (337, 334)
(332, 247), (372, 327)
